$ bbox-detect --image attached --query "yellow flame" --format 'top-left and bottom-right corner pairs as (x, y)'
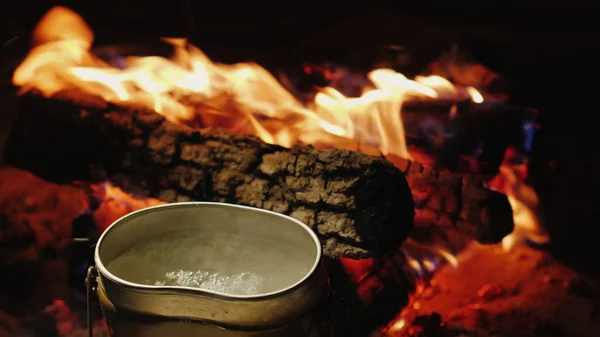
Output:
(407, 257), (423, 275)
(466, 86), (484, 103)
(498, 165), (549, 251)
(387, 318), (407, 333)
(435, 247), (459, 267)
(14, 6), (483, 160)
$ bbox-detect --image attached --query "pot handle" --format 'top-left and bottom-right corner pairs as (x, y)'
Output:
(86, 266), (98, 337)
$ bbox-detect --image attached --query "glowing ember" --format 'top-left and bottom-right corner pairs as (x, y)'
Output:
(13, 6), (546, 256)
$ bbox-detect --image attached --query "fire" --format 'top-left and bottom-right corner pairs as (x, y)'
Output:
(14, 6), (485, 161)
(14, 7), (546, 252)
(488, 148), (549, 250)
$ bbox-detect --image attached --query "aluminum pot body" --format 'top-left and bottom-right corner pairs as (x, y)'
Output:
(92, 202), (328, 337)
(96, 280), (328, 337)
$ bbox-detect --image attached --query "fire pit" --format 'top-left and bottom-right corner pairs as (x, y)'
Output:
(0, 5), (598, 337)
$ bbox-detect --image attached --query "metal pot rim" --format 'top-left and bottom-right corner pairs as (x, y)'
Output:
(94, 202), (323, 300)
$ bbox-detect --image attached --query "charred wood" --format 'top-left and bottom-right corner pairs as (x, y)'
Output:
(5, 91), (514, 256)
(5, 92), (415, 259)
(386, 154), (513, 252)
(401, 99), (536, 177)
(325, 255), (413, 337)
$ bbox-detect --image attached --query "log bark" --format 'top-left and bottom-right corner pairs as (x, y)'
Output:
(5, 91), (416, 259)
(4, 91), (514, 256)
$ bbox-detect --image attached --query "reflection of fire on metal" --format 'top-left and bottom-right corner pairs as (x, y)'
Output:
(90, 182), (165, 232)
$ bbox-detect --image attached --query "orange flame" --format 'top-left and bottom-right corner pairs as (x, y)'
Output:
(15, 7), (544, 256)
(14, 6), (485, 161)
(488, 148), (549, 250)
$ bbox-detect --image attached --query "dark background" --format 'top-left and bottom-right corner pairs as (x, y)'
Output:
(1, 1), (599, 272)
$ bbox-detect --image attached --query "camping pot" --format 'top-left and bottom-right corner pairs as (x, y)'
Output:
(86, 202), (328, 337)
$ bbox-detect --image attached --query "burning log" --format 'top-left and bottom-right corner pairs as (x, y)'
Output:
(4, 90), (514, 256)
(3, 5), (514, 256)
(5, 91), (415, 259)
(400, 100), (537, 177)
(387, 154), (513, 252)
(294, 47), (533, 177)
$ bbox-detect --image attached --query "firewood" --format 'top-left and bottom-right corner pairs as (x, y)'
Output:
(388, 155), (514, 252)
(5, 91), (415, 259)
(4, 90), (514, 256)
